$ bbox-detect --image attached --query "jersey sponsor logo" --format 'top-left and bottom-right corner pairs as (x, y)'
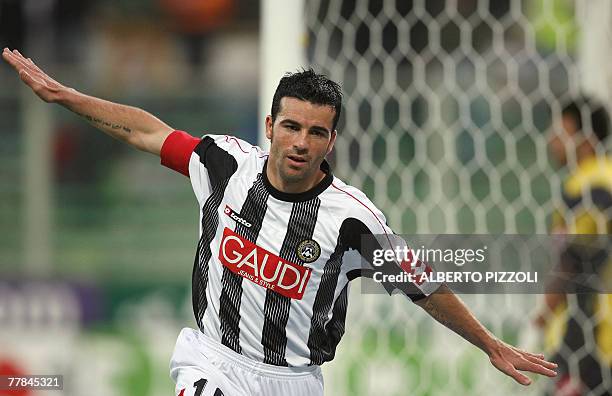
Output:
(219, 227), (312, 299)
(296, 239), (321, 263)
(223, 205), (252, 228)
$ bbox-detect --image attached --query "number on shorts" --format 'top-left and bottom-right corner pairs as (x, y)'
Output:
(193, 378), (224, 396)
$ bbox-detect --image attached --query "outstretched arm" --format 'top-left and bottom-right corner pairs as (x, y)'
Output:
(415, 284), (557, 386)
(2, 48), (174, 155)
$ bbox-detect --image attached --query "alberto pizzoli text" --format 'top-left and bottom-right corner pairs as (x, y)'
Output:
(373, 271), (538, 284)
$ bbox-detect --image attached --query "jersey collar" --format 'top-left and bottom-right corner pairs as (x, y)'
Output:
(262, 159), (333, 202)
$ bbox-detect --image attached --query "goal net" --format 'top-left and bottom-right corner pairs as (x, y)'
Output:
(301, 1), (612, 395)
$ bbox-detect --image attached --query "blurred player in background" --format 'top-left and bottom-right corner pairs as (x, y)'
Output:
(3, 47), (558, 396)
(536, 97), (612, 396)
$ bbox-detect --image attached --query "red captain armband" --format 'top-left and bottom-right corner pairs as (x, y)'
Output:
(160, 130), (201, 177)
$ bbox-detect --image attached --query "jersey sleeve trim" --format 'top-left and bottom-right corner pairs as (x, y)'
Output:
(332, 182), (441, 300)
(331, 182), (394, 246)
(224, 135), (256, 154)
(160, 130), (201, 177)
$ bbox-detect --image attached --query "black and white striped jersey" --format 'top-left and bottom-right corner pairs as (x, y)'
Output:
(161, 130), (440, 367)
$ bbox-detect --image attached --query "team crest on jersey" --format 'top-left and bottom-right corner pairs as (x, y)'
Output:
(296, 239), (321, 263)
(223, 205), (252, 228)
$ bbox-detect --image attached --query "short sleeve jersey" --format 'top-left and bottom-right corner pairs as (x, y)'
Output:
(552, 156), (612, 234)
(161, 131), (440, 367)
(548, 155), (612, 361)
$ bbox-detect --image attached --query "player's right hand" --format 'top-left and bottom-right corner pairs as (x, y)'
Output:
(2, 48), (69, 103)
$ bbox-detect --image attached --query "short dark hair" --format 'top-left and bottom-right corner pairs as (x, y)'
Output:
(561, 97), (610, 143)
(271, 69), (343, 131)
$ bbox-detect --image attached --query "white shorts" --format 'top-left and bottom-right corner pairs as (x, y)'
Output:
(170, 328), (324, 396)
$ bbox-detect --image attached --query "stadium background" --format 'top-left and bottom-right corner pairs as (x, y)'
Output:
(0, 0), (610, 395)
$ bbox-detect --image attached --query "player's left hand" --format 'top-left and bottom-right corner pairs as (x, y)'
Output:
(2, 48), (67, 103)
(487, 339), (557, 385)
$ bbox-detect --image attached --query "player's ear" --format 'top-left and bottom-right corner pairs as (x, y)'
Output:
(326, 130), (337, 155)
(265, 115), (273, 140)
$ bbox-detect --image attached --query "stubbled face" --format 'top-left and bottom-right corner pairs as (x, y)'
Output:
(548, 115), (578, 167)
(266, 97), (337, 192)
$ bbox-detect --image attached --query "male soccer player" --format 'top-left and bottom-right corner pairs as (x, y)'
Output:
(536, 98), (611, 396)
(3, 48), (557, 395)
